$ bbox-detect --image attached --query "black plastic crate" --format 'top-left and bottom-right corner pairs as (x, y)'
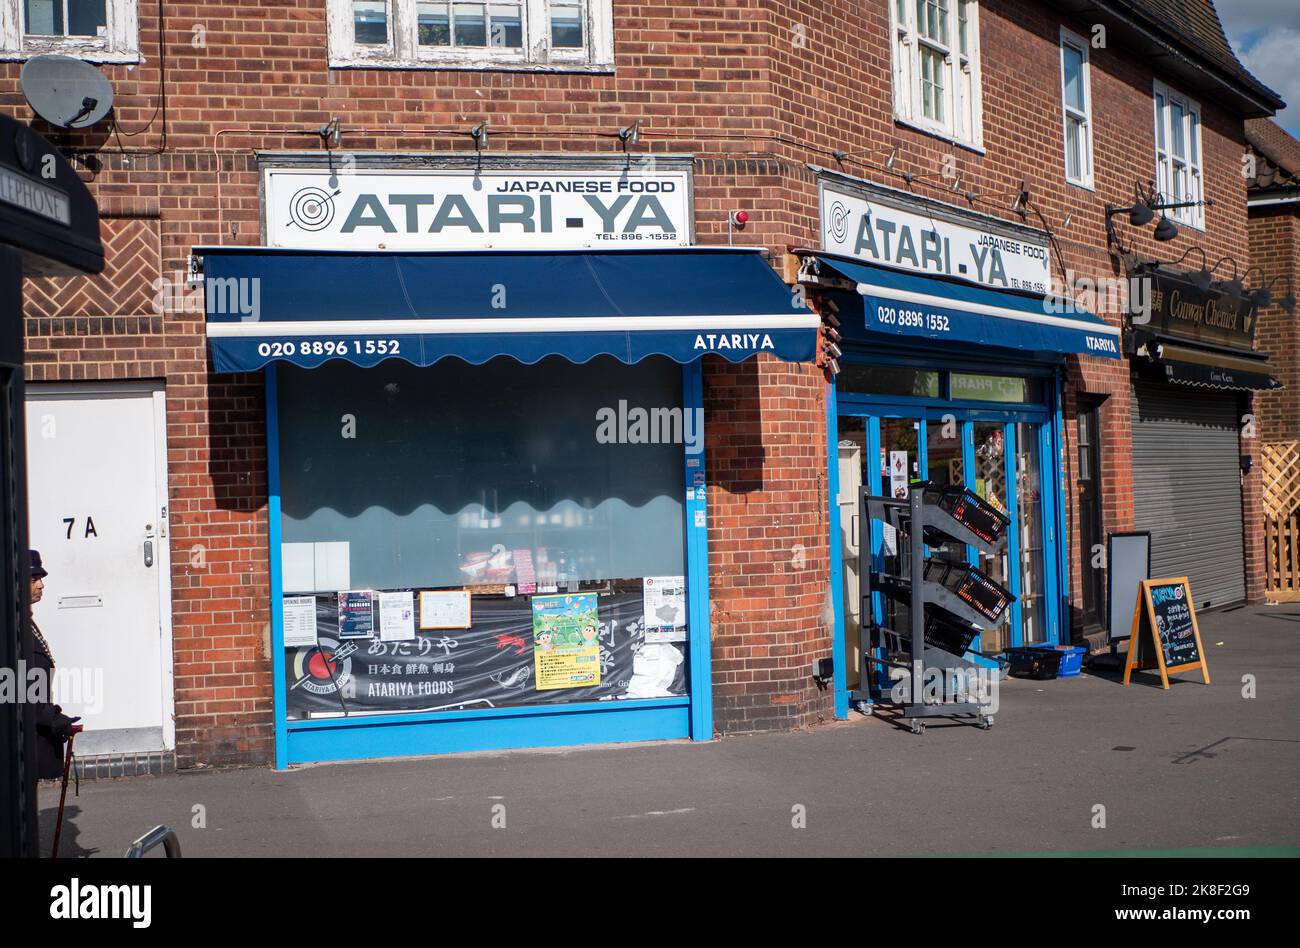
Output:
(922, 559), (1014, 624)
(1002, 646), (1063, 680)
(923, 612), (980, 657)
(922, 483), (1011, 546)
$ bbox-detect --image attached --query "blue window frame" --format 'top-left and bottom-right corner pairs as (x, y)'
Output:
(826, 359), (1068, 715)
(266, 360), (714, 767)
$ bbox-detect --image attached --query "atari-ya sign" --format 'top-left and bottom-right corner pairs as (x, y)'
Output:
(264, 167), (692, 251)
(821, 182), (1051, 294)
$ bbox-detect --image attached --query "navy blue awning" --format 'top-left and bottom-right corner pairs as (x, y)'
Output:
(804, 252), (1122, 360)
(200, 247), (819, 372)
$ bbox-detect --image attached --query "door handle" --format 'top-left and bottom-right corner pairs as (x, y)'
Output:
(144, 539), (154, 568)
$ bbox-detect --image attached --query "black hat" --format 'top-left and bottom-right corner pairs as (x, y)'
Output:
(30, 550), (47, 579)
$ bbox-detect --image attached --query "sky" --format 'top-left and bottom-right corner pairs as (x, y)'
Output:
(1215, 0), (1300, 134)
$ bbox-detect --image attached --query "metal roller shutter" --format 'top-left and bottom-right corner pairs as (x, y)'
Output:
(1131, 382), (1245, 610)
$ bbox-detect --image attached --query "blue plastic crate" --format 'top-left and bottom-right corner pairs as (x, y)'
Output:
(1002, 645), (1086, 679)
(1038, 645), (1085, 677)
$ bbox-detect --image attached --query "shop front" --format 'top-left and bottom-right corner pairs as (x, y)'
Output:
(199, 157), (818, 766)
(803, 173), (1122, 717)
(1126, 261), (1280, 610)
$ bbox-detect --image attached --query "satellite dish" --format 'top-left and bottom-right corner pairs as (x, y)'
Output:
(20, 54), (114, 130)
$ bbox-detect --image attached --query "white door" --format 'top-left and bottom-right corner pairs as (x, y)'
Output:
(24, 383), (173, 756)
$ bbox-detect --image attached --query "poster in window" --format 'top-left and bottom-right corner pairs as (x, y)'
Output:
(283, 595), (319, 648)
(531, 593), (602, 690)
(642, 576), (687, 642)
(337, 590), (376, 639)
(378, 590), (416, 642)
(889, 450), (909, 499)
(418, 589), (472, 629)
(284, 590), (686, 716)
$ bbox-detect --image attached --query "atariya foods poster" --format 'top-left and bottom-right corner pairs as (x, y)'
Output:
(285, 590), (687, 717)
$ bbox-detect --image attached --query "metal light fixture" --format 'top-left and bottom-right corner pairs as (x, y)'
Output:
(1105, 182), (1210, 246)
(1249, 275), (1297, 313)
(470, 121), (489, 150)
(1157, 247), (1211, 289)
(1128, 199), (1154, 226)
(617, 120), (642, 147)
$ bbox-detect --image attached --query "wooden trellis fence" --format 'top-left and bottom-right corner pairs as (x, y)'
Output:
(1263, 441), (1300, 601)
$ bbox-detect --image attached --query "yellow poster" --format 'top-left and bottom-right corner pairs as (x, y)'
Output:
(531, 593), (601, 690)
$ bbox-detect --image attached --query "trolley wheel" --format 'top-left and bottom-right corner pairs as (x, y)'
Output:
(979, 715), (994, 730)
(909, 719), (926, 735)
(854, 701), (872, 715)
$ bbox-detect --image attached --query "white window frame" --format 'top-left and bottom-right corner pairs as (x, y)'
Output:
(0, 0), (138, 62)
(1059, 27), (1093, 189)
(328, 0), (613, 71)
(1153, 79), (1205, 230)
(889, 0), (983, 150)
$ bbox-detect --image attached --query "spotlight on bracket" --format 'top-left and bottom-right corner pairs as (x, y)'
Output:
(617, 119), (642, 147)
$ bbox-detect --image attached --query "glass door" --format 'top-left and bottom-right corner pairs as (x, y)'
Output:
(834, 401), (1058, 706)
(971, 421), (1011, 653)
(878, 416), (924, 644)
(836, 416), (867, 690)
(1015, 422), (1047, 644)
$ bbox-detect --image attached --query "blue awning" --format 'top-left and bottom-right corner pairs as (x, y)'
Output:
(200, 247), (819, 372)
(806, 252), (1121, 360)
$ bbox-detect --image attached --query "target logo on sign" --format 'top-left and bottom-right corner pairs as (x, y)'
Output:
(827, 200), (851, 243)
(288, 186), (339, 231)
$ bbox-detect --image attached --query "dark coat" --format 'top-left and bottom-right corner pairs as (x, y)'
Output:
(28, 621), (72, 780)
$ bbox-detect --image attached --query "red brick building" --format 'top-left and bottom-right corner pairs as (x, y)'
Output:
(0, 0), (1283, 770)
(1246, 118), (1300, 601)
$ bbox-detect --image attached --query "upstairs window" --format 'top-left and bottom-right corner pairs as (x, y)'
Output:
(890, 0), (983, 148)
(1059, 28), (1093, 188)
(0, 0), (139, 61)
(1153, 79), (1204, 229)
(329, 0), (613, 70)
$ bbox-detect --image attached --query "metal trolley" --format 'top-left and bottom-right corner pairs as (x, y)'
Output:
(851, 483), (1014, 733)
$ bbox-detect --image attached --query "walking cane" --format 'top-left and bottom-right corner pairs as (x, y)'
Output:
(51, 724), (83, 859)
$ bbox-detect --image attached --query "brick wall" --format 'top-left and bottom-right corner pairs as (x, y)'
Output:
(1, 0), (1270, 763)
(1250, 204), (1300, 442)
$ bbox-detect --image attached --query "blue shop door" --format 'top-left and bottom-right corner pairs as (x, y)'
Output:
(835, 408), (1060, 709)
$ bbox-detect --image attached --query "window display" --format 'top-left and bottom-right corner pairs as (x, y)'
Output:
(276, 355), (691, 718)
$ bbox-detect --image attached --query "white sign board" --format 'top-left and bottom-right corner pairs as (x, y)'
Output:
(264, 167), (692, 251)
(820, 184), (1052, 294)
(282, 596), (319, 648)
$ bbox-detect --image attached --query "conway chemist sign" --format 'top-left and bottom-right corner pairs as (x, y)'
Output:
(264, 167), (692, 251)
(821, 183), (1051, 293)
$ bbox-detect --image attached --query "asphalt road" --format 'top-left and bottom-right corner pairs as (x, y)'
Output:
(40, 604), (1300, 857)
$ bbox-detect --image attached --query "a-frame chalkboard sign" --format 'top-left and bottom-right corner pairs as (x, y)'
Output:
(1122, 577), (1211, 688)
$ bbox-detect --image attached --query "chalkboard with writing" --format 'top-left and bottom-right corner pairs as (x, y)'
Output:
(1123, 577), (1210, 689)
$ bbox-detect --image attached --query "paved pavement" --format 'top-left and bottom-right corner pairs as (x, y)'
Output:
(40, 604), (1300, 857)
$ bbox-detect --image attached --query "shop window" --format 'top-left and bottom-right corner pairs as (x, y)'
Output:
(949, 372), (1043, 403)
(1, 0), (138, 61)
(277, 356), (689, 718)
(890, 0), (983, 149)
(329, 0), (613, 70)
(1153, 79), (1204, 229)
(838, 364), (940, 398)
(1059, 27), (1093, 189)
